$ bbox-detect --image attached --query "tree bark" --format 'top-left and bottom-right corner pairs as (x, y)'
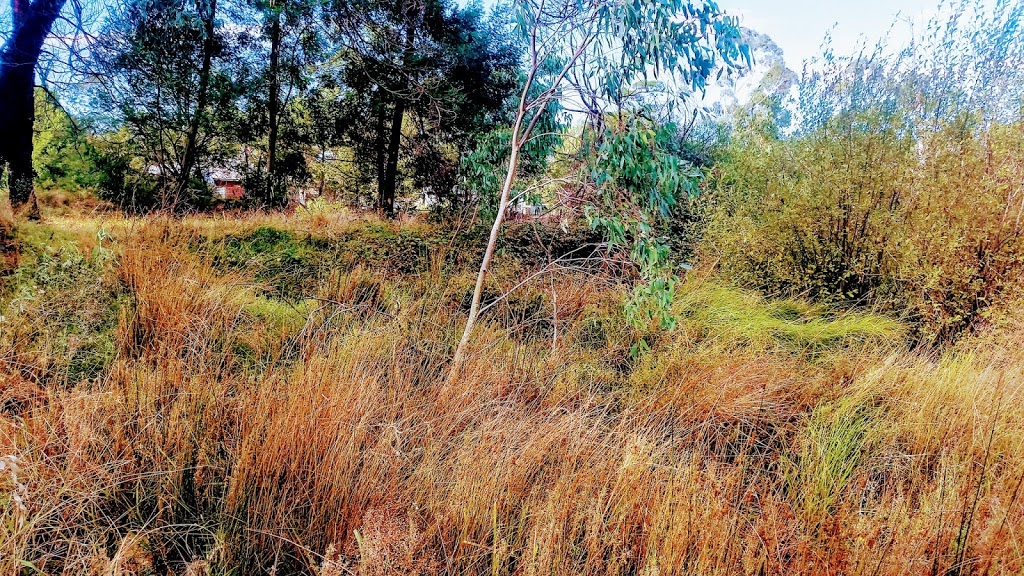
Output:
(174, 0), (218, 209)
(450, 140), (519, 369)
(265, 5), (281, 205)
(374, 100), (387, 205)
(379, 98), (404, 216)
(0, 0), (65, 218)
(377, 0), (416, 217)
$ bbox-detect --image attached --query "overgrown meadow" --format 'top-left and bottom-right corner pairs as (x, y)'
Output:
(0, 200), (1022, 574)
(3, 0), (1024, 574)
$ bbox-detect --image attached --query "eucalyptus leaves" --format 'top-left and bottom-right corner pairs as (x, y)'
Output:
(452, 0), (747, 367)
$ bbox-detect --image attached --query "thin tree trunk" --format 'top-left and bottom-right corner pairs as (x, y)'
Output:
(174, 0), (218, 209)
(450, 10), (585, 370)
(374, 100), (387, 206)
(266, 4), (281, 205)
(0, 0), (65, 218)
(380, 97), (404, 216)
(318, 145), (327, 197)
(451, 140), (521, 368)
(378, 4), (416, 217)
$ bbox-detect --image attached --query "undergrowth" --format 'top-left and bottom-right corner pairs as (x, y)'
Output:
(0, 216), (1021, 575)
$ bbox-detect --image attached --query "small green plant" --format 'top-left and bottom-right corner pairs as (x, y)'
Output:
(787, 395), (877, 523)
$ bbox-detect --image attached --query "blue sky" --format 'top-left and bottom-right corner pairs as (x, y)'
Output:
(2, 0), (943, 68)
(726, 0), (940, 69)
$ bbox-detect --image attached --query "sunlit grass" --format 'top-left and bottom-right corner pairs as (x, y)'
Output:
(1, 214), (1022, 575)
(675, 282), (906, 351)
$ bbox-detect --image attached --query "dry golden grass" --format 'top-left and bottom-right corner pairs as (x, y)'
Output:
(0, 214), (1022, 575)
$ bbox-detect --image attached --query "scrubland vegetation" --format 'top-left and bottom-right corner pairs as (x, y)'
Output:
(0, 199), (1021, 574)
(4, 0), (1024, 572)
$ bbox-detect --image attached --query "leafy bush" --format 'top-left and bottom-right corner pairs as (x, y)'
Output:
(704, 113), (1024, 342)
(703, 108), (913, 306)
(702, 3), (1024, 343)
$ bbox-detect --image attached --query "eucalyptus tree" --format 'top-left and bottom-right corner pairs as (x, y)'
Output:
(452, 0), (748, 366)
(248, 0), (326, 205)
(331, 0), (519, 215)
(89, 0), (250, 209)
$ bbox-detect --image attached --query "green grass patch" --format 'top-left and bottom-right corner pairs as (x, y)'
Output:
(786, 393), (879, 522)
(675, 284), (906, 352)
(201, 225), (436, 299)
(209, 226), (316, 298)
(243, 295), (313, 332)
(1, 240), (122, 385)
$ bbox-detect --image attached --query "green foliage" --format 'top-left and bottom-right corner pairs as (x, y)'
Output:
(333, 0), (520, 210)
(291, 87), (353, 199)
(456, 128), (513, 216)
(456, 56), (566, 216)
(86, 128), (164, 211)
(457, 115), (560, 218)
(516, 0), (747, 333)
(89, 0), (248, 210)
(32, 91), (105, 194)
(238, 0), (328, 206)
(705, 100), (1024, 343)
(585, 116), (703, 329)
